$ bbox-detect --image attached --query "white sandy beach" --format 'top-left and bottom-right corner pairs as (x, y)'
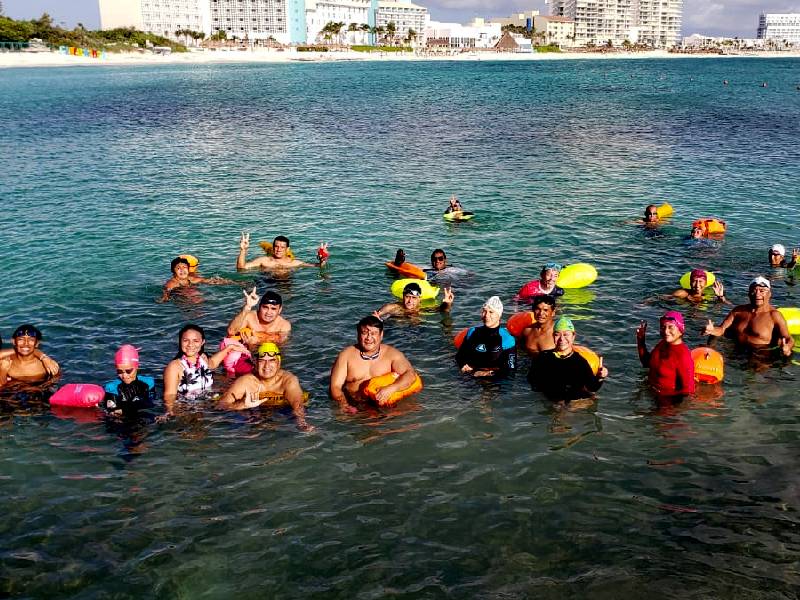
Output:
(2, 47), (799, 69)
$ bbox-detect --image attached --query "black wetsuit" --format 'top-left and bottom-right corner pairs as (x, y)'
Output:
(456, 325), (516, 375)
(103, 377), (155, 417)
(527, 350), (603, 401)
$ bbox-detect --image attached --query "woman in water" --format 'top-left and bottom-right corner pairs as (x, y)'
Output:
(163, 324), (246, 416)
(636, 311), (694, 400)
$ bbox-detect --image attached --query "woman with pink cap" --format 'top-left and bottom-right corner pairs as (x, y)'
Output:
(103, 344), (155, 417)
(636, 311), (695, 397)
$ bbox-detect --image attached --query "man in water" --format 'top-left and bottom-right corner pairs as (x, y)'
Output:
(768, 244), (798, 268)
(456, 296), (516, 377)
(527, 317), (608, 401)
(704, 276), (793, 356)
(236, 232), (328, 271)
(444, 194), (464, 215)
(329, 315), (418, 413)
(642, 205), (660, 226)
(219, 342), (312, 431)
(227, 289), (291, 347)
(159, 256), (235, 302)
(424, 249), (469, 284)
(673, 269), (729, 304)
(519, 295), (557, 354)
(0, 325), (60, 389)
(373, 281), (454, 320)
(517, 263), (565, 301)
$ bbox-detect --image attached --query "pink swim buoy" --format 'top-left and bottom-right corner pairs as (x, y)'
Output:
(49, 383), (105, 407)
(220, 338), (253, 377)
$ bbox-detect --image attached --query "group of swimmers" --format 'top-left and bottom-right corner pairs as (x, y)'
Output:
(0, 203), (797, 431)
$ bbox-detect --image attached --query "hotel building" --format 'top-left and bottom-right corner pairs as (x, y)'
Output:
(549, 0), (682, 48)
(376, 1), (429, 46)
(757, 13), (800, 45)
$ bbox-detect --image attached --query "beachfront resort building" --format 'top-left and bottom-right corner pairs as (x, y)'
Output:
(375, 1), (429, 46)
(425, 20), (502, 51)
(98, 0), (211, 39)
(757, 14), (800, 45)
(532, 15), (575, 48)
(549, 0), (682, 48)
(484, 11), (539, 29)
(305, 0), (375, 45)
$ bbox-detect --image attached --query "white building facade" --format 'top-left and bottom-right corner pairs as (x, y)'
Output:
(757, 13), (800, 44)
(376, 1), (429, 46)
(532, 15), (575, 47)
(99, 0), (211, 38)
(549, 0), (682, 48)
(305, 0), (374, 45)
(425, 20), (502, 50)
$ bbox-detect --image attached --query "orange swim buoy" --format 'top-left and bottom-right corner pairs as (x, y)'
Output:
(385, 261), (426, 280)
(692, 347), (724, 384)
(453, 328), (469, 349)
(507, 312), (535, 337)
(574, 345), (600, 375)
(361, 372), (423, 407)
(692, 218), (727, 236)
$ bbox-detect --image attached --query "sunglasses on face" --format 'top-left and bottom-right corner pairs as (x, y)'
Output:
(433, 256), (446, 262)
(116, 368), (135, 375)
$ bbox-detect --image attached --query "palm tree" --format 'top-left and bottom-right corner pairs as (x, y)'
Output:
(385, 21), (396, 46)
(405, 28), (417, 47)
(359, 23), (370, 45)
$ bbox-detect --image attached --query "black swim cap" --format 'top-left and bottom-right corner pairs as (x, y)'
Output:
(259, 291), (283, 307)
(13, 324), (42, 340)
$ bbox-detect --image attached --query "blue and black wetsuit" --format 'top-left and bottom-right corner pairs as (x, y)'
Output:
(456, 325), (516, 375)
(103, 376), (155, 417)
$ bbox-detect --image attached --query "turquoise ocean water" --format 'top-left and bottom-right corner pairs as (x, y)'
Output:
(1, 58), (799, 596)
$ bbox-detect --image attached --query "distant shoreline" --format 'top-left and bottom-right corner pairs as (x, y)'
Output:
(2, 47), (800, 69)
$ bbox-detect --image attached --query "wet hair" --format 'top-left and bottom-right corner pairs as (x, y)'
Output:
(12, 324), (42, 340)
(531, 295), (556, 309)
(431, 248), (447, 262)
(357, 315), (384, 333)
(273, 235), (290, 247)
(171, 256), (191, 275)
(174, 323), (206, 359)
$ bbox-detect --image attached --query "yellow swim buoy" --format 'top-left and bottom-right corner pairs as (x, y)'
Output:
(180, 254), (199, 274)
(556, 263), (598, 289)
(679, 270), (716, 290)
(656, 203), (673, 219)
(259, 241), (295, 260)
(391, 278), (439, 300)
(778, 307), (800, 336)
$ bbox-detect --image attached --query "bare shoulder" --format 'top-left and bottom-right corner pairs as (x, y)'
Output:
(383, 344), (406, 360)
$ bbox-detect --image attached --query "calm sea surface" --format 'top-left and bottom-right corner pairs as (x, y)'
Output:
(1, 57), (800, 597)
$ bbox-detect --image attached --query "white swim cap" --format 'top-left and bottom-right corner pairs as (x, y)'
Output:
(770, 244), (786, 256)
(750, 276), (771, 290)
(483, 296), (503, 315)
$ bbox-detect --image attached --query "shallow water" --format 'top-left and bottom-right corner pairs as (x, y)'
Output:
(1, 58), (799, 597)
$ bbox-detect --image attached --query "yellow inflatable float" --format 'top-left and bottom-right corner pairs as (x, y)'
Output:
(362, 372), (423, 407)
(391, 278), (439, 300)
(556, 263), (598, 289)
(656, 203), (673, 219)
(778, 307), (800, 336)
(679, 270), (716, 290)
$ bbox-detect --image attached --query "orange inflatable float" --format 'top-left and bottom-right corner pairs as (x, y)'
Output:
(507, 312), (535, 337)
(692, 218), (727, 236)
(574, 345), (601, 375)
(361, 372), (423, 407)
(692, 347), (724, 384)
(385, 261), (426, 279)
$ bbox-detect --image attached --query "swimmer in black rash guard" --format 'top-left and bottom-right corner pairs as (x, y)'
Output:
(456, 296), (516, 378)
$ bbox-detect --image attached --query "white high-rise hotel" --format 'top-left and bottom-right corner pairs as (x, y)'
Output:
(757, 13), (800, 45)
(549, 0), (682, 48)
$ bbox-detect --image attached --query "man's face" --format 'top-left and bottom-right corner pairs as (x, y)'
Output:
(272, 240), (288, 259)
(659, 321), (682, 344)
(644, 207), (659, 223)
(402, 292), (421, 311)
(481, 307), (501, 328)
(256, 355), (280, 380)
(173, 263), (189, 279)
(358, 325), (383, 353)
(541, 268), (558, 287)
(258, 302), (282, 324)
(749, 285), (770, 306)
(690, 276), (706, 294)
(769, 250), (784, 266)
(116, 364), (138, 385)
(553, 329), (575, 353)
(533, 301), (554, 324)
(431, 253), (447, 270)
(12, 335), (38, 357)
(690, 226), (703, 239)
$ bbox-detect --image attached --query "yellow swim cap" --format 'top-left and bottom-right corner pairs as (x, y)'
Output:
(255, 342), (281, 359)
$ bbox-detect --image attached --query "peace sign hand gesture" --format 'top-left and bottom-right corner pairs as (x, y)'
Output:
(239, 231), (250, 252)
(243, 286), (260, 311)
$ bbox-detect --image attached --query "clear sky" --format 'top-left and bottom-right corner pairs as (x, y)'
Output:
(3, 0), (800, 38)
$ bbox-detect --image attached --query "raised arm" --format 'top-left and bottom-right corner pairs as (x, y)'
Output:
(207, 342), (247, 370)
(774, 311), (795, 356)
(704, 308), (737, 337)
(440, 287), (454, 312)
(636, 320), (650, 367)
(227, 287), (259, 335)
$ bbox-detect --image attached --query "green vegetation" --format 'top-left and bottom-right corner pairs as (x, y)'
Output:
(0, 13), (186, 52)
(351, 45), (412, 53)
(534, 44), (561, 53)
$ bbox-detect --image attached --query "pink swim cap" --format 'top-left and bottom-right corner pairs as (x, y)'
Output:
(660, 311), (685, 334)
(114, 344), (140, 367)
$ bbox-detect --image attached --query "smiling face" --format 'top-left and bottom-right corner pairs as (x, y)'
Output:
(533, 301), (554, 324)
(481, 307), (501, 328)
(402, 292), (421, 311)
(357, 325), (383, 354)
(180, 329), (205, 359)
(553, 329), (575, 353)
(257, 302), (282, 324)
(12, 334), (38, 357)
(256, 354), (280, 380)
(431, 252), (447, 270)
(659, 320), (683, 344)
(690, 274), (707, 294)
(749, 284), (770, 307)
(173, 262), (190, 280)
(541, 268), (558, 288)
(769, 250), (784, 266)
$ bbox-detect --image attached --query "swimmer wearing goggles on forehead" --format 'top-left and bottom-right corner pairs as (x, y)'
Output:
(373, 281), (454, 320)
